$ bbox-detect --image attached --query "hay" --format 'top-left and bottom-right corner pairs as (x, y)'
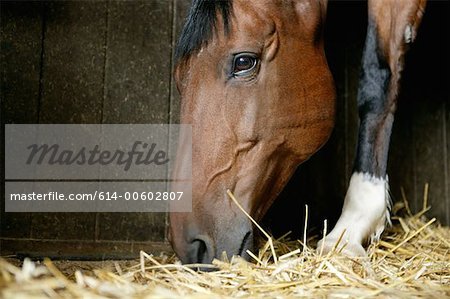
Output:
(1, 192), (449, 298)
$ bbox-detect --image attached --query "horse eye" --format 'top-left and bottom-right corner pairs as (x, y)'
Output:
(232, 54), (258, 77)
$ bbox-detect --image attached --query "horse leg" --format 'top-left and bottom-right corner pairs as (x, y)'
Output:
(319, 0), (427, 256)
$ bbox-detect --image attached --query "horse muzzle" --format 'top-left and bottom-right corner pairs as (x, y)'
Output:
(168, 213), (254, 267)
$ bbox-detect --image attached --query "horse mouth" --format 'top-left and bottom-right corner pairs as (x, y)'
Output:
(238, 231), (253, 258)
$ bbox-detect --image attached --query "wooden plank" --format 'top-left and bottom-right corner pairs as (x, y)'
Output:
(97, 213), (166, 242)
(31, 1), (108, 241)
(1, 1), (42, 123)
(407, 1), (448, 224)
(39, 1), (106, 123)
(417, 1), (448, 224)
(97, 0), (173, 243)
(446, 100), (450, 225)
(412, 100), (446, 221)
(169, 0), (191, 125)
(437, 4), (450, 220)
(1, 239), (172, 260)
(1, 1), (44, 239)
(102, 0), (171, 123)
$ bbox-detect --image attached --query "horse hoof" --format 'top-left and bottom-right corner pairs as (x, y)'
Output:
(316, 238), (367, 257)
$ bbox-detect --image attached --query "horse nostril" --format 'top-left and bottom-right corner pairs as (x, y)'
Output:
(194, 239), (207, 263)
(189, 237), (214, 264)
(239, 231), (253, 257)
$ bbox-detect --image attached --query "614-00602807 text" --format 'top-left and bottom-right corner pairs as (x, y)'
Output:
(9, 191), (184, 201)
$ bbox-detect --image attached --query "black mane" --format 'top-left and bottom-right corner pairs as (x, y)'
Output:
(175, 0), (232, 62)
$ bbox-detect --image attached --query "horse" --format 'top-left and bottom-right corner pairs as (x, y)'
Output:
(168, 0), (427, 264)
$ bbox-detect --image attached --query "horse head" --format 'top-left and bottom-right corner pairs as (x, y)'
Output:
(169, 0), (335, 264)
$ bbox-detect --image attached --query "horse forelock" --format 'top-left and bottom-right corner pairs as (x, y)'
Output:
(175, 0), (233, 63)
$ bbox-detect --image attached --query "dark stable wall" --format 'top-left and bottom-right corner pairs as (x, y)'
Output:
(1, 0), (448, 258)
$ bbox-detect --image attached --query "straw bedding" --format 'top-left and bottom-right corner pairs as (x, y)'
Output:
(1, 191), (449, 298)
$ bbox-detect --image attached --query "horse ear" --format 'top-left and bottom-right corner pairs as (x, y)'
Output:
(293, 0), (328, 41)
(293, 0), (326, 19)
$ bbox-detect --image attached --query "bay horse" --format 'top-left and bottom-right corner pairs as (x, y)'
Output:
(169, 0), (427, 264)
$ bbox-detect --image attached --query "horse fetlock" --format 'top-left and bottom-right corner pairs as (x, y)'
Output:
(318, 172), (389, 257)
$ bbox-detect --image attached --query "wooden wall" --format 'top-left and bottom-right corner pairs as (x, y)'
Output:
(0, 0), (190, 258)
(1, 0), (448, 258)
